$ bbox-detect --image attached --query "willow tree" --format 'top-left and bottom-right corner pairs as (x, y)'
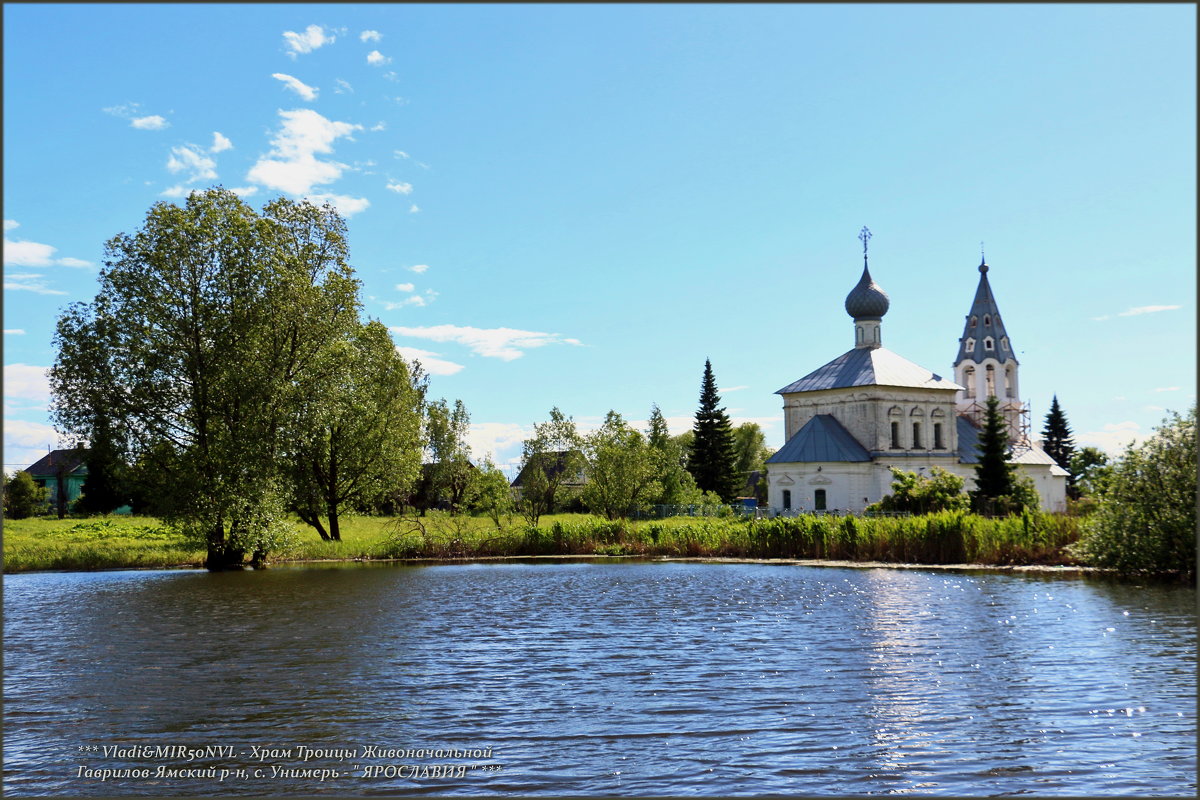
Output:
(51, 188), (361, 570)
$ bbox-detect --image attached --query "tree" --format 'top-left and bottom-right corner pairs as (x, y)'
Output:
(516, 408), (583, 527)
(868, 467), (969, 514)
(1072, 406), (1196, 579)
(732, 422), (774, 494)
(289, 320), (423, 540)
(687, 359), (739, 502)
(470, 456), (515, 530)
(582, 411), (662, 520)
(423, 398), (476, 514)
(51, 188), (361, 569)
(1068, 446), (1111, 499)
(971, 395), (1018, 513)
(75, 419), (132, 515)
(645, 404), (701, 506)
(3, 471), (48, 519)
(1041, 395), (1075, 476)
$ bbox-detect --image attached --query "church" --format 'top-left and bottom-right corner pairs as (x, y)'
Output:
(764, 229), (1068, 514)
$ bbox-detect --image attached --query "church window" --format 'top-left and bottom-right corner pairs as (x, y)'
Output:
(970, 315), (978, 327)
(814, 489), (827, 511)
(912, 422), (922, 449)
(965, 366), (976, 398)
(984, 337), (994, 351)
(782, 490), (791, 511)
(933, 422), (944, 449)
(986, 364), (996, 396)
(1001, 336), (1009, 351)
(965, 337), (975, 351)
(856, 326), (864, 345)
(1005, 365), (1016, 398)
(984, 314), (991, 326)
(890, 421), (901, 449)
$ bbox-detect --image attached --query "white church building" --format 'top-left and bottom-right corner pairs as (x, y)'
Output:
(765, 230), (1069, 514)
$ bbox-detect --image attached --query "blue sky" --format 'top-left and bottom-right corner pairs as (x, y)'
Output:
(4, 4), (1195, 477)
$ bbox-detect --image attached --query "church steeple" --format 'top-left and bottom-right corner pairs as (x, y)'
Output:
(955, 256), (1017, 367)
(844, 226), (889, 349)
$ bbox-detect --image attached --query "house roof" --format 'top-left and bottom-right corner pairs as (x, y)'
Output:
(955, 415), (1069, 475)
(24, 448), (88, 477)
(955, 260), (1018, 366)
(767, 414), (871, 464)
(510, 450), (587, 488)
(776, 347), (963, 394)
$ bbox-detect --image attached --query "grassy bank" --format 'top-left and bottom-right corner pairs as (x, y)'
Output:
(3, 510), (1084, 573)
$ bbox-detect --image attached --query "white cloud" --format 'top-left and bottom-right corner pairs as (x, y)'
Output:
(283, 24), (334, 57)
(394, 346), (464, 376)
(246, 108), (363, 196)
(723, 385), (750, 393)
(334, 79), (354, 94)
(4, 418), (64, 472)
(360, 30), (382, 42)
(3, 220), (18, 231)
(383, 71), (400, 83)
(160, 185), (194, 198)
(389, 325), (584, 361)
(229, 186), (258, 197)
(306, 193), (370, 217)
(409, 264), (429, 274)
(465, 421), (532, 469)
(370, 122), (386, 132)
(403, 296), (426, 307)
(366, 50), (391, 66)
(167, 144), (218, 183)
(409, 204), (420, 213)
(131, 115), (169, 130)
(3, 274), (67, 295)
(210, 131), (233, 152)
(3, 231), (92, 268)
(386, 181), (413, 194)
(1077, 421), (1148, 455)
(1154, 387), (1181, 392)
(3, 364), (51, 409)
(394, 150), (410, 159)
(395, 282), (414, 292)
(4, 329), (26, 335)
(272, 73), (319, 101)
(1119, 305), (1181, 317)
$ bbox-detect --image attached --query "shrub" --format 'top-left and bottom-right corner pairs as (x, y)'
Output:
(3, 472), (48, 520)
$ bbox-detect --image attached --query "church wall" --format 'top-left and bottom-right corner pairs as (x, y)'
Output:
(942, 462), (1068, 513)
(781, 386), (960, 455)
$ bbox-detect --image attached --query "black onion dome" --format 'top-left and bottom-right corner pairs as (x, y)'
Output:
(844, 265), (890, 319)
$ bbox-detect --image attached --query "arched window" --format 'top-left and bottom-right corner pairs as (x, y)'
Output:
(1005, 365), (1016, 399)
(814, 489), (827, 511)
(986, 364), (996, 396)
(964, 366), (976, 398)
(782, 490), (791, 511)
(912, 422), (922, 448)
(984, 314), (991, 326)
(933, 422), (944, 449)
(890, 421), (901, 449)
(970, 315), (978, 327)
(984, 337), (994, 351)
(856, 326), (864, 345)
(1000, 336), (1009, 351)
(965, 337), (976, 351)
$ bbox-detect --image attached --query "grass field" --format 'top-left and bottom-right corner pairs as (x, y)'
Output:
(2, 510), (1085, 573)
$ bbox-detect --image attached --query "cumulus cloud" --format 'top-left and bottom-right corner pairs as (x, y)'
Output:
(210, 132), (233, 152)
(394, 346), (464, 376)
(395, 283), (414, 292)
(131, 115), (169, 130)
(167, 144), (218, 184)
(4, 417), (65, 471)
(369, 122), (386, 132)
(245, 108), (364, 200)
(229, 186), (258, 197)
(360, 30), (382, 42)
(4, 362), (51, 405)
(283, 24), (334, 57)
(465, 422), (532, 469)
(409, 264), (429, 274)
(1077, 421), (1148, 455)
(3, 274), (67, 295)
(3, 228), (92, 268)
(389, 325), (584, 361)
(386, 180), (413, 194)
(272, 73), (319, 101)
(366, 50), (391, 66)
(306, 193), (370, 217)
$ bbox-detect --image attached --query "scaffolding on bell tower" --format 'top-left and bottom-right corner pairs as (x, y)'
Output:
(957, 399), (1031, 454)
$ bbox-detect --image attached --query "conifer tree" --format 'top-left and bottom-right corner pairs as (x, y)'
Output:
(1041, 394), (1075, 472)
(687, 359), (739, 502)
(972, 394), (1017, 511)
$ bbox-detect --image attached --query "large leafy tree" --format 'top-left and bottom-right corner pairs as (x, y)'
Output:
(75, 417), (132, 515)
(3, 471), (48, 520)
(687, 359), (739, 502)
(1068, 446), (1112, 498)
(423, 398), (476, 514)
(645, 404), (700, 506)
(50, 188), (361, 569)
(582, 411), (662, 520)
(971, 394), (1018, 513)
(732, 421), (774, 480)
(289, 320), (424, 540)
(516, 407), (583, 527)
(1041, 395), (1075, 474)
(1073, 406), (1196, 579)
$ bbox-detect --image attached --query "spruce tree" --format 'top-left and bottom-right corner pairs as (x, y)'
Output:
(687, 359), (739, 502)
(1041, 394), (1075, 472)
(972, 394), (1017, 511)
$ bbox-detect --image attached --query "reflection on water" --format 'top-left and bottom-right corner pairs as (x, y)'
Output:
(3, 562), (1195, 796)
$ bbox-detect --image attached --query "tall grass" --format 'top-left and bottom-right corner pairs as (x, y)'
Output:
(3, 510), (1084, 573)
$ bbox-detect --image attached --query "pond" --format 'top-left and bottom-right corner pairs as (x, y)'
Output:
(3, 560), (1195, 795)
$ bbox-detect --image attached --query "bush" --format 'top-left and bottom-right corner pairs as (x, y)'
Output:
(867, 467), (969, 514)
(3, 472), (48, 520)
(1070, 407), (1196, 579)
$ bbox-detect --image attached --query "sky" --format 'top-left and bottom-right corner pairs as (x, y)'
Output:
(3, 3), (1196, 478)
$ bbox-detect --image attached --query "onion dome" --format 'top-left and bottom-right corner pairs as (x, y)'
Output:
(844, 265), (890, 320)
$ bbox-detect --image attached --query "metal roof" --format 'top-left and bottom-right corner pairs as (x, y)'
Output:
(776, 347), (963, 394)
(955, 415), (1070, 475)
(766, 414), (871, 464)
(954, 261), (1018, 365)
